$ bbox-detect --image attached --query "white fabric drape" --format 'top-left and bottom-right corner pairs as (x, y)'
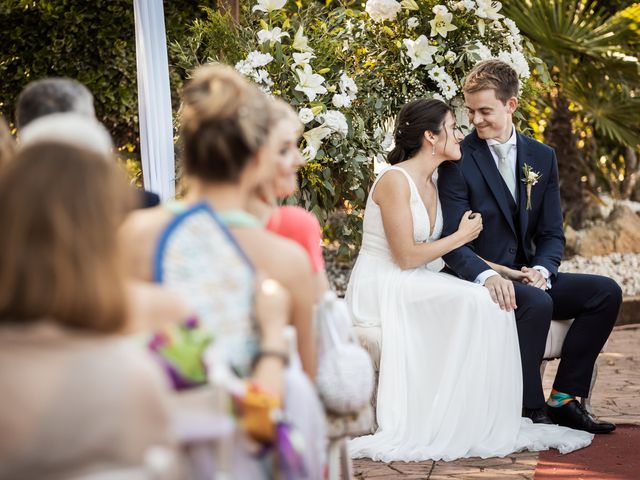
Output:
(134, 0), (175, 200)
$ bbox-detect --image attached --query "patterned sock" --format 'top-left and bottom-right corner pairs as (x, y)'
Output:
(547, 389), (576, 408)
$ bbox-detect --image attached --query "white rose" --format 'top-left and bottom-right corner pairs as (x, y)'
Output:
(321, 110), (349, 137)
(332, 93), (352, 108)
(339, 73), (358, 98)
(365, 0), (402, 22)
(444, 51), (457, 63)
(432, 4), (448, 15)
(298, 108), (315, 124)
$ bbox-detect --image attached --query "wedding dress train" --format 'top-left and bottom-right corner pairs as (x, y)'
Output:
(346, 166), (593, 462)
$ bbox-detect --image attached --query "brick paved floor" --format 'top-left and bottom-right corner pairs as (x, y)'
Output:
(353, 324), (640, 479)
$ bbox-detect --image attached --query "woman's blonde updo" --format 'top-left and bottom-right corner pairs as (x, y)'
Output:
(181, 64), (274, 182)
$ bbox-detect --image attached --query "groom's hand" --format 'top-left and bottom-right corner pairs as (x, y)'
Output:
(520, 267), (548, 290)
(484, 275), (517, 312)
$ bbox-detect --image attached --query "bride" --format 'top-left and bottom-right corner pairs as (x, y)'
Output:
(346, 98), (593, 462)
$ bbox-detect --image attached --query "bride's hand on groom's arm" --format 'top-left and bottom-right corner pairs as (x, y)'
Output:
(484, 275), (517, 312)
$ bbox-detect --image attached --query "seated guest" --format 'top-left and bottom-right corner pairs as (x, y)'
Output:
(15, 77), (160, 208)
(120, 64), (325, 478)
(248, 99), (330, 301)
(0, 142), (180, 479)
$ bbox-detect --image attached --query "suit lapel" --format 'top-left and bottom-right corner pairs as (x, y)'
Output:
(468, 132), (516, 235)
(516, 133), (534, 243)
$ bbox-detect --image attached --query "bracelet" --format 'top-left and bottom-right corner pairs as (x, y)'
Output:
(253, 349), (289, 368)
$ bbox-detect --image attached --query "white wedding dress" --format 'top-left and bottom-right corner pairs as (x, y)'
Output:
(346, 166), (593, 462)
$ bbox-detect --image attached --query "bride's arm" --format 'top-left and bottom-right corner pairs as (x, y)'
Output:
(375, 170), (482, 270)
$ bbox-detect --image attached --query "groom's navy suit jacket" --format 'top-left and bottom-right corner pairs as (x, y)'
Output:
(438, 130), (565, 282)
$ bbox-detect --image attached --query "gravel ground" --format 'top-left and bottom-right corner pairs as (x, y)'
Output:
(560, 253), (640, 297)
(326, 252), (640, 298)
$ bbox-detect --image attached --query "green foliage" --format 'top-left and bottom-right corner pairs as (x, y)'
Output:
(504, 0), (640, 209)
(0, 0), (205, 150)
(174, 0), (543, 253)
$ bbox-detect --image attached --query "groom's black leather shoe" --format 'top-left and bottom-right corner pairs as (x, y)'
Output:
(522, 406), (554, 425)
(547, 400), (616, 434)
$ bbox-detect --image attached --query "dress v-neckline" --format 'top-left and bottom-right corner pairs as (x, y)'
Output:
(391, 166), (439, 239)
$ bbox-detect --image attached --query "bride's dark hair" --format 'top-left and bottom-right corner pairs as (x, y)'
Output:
(387, 99), (452, 165)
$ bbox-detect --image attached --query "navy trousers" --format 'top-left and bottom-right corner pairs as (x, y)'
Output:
(515, 272), (622, 408)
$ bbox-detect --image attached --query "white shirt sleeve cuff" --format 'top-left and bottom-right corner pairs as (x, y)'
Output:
(474, 269), (500, 286)
(533, 265), (552, 290)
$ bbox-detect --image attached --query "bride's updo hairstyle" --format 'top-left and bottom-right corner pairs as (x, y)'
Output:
(387, 99), (452, 165)
(181, 64), (274, 182)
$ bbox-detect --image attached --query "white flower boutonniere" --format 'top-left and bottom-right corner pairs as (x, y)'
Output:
(521, 163), (541, 210)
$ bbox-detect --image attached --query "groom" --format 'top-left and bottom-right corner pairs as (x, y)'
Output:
(438, 60), (621, 434)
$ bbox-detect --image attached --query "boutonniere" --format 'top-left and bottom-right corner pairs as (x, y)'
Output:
(521, 164), (541, 210)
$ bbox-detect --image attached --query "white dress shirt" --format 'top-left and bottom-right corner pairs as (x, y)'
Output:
(473, 128), (551, 289)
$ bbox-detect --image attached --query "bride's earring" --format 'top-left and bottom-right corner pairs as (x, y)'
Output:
(432, 145), (436, 156)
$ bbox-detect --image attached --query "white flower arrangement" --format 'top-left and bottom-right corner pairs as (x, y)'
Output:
(197, 0), (541, 248)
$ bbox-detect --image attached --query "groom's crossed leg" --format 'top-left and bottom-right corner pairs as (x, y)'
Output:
(547, 272), (622, 398)
(513, 273), (622, 409)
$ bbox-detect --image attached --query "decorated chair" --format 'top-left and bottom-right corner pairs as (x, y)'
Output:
(354, 318), (603, 431)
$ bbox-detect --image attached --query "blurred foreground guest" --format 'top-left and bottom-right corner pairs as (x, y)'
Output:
(0, 142), (179, 480)
(0, 116), (16, 169)
(248, 99), (330, 301)
(15, 77), (160, 208)
(121, 64), (325, 478)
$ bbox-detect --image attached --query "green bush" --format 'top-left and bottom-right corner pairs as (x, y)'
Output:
(0, 0), (204, 156)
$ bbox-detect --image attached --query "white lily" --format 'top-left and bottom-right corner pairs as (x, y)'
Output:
(475, 0), (504, 20)
(257, 27), (290, 45)
(292, 51), (315, 69)
(252, 0), (287, 13)
(400, 0), (419, 10)
(303, 125), (332, 153)
(403, 35), (438, 70)
(429, 6), (457, 38)
(293, 26), (313, 52)
(295, 64), (327, 101)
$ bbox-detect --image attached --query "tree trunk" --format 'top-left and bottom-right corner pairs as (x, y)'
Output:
(622, 147), (639, 200)
(218, 0), (239, 22)
(544, 91), (587, 227)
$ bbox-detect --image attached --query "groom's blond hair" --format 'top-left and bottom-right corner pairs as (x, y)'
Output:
(463, 60), (519, 104)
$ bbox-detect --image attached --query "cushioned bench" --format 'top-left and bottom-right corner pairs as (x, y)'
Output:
(354, 319), (600, 432)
